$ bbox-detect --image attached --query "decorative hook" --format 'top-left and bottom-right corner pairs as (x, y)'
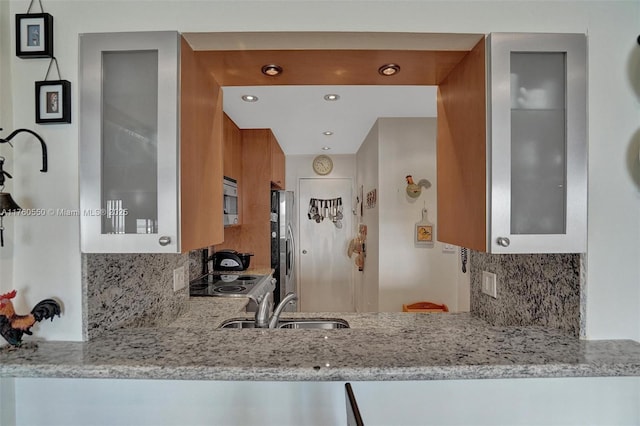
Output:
(0, 128), (48, 172)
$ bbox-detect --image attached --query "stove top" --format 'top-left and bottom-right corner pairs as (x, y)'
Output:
(189, 273), (273, 302)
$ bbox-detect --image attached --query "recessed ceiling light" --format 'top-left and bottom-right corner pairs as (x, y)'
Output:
(261, 64), (283, 76)
(378, 63), (401, 76)
(321, 146), (331, 151)
(324, 94), (340, 101)
(241, 95), (259, 102)
(323, 131), (334, 136)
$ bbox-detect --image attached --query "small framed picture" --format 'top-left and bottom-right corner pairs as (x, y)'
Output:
(415, 223), (435, 247)
(416, 225), (433, 242)
(15, 13), (54, 58)
(35, 80), (71, 124)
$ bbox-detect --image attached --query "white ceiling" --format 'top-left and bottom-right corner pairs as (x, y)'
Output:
(222, 85), (438, 156)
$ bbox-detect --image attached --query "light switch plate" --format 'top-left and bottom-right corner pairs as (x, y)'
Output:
(173, 265), (186, 292)
(442, 244), (457, 253)
(481, 271), (497, 298)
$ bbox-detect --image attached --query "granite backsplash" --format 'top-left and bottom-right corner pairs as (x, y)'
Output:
(82, 250), (204, 340)
(470, 251), (583, 337)
(82, 248), (582, 339)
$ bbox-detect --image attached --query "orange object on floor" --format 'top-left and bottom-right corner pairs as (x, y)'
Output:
(402, 301), (449, 313)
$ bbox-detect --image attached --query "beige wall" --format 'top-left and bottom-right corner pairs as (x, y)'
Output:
(356, 121), (380, 311)
(357, 118), (466, 313)
(378, 118), (462, 312)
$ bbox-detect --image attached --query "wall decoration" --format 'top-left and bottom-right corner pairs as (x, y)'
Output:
(15, 0), (54, 58)
(0, 289), (61, 348)
(15, 13), (53, 58)
(35, 80), (70, 123)
(365, 189), (377, 209)
(35, 57), (71, 124)
(347, 224), (367, 271)
(415, 208), (435, 248)
(0, 128), (48, 247)
(405, 175), (431, 199)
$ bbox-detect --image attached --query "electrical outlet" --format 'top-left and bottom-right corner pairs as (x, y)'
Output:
(481, 271), (497, 298)
(173, 265), (186, 292)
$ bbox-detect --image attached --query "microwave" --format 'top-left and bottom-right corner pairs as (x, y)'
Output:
(223, 177), (239, 226)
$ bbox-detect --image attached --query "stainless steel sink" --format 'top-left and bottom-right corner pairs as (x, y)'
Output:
(278, 319), (349, 329)
(219, 320), (260, 329)
(219, 318), (349, 329)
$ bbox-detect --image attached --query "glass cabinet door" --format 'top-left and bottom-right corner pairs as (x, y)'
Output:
(489, 33), (587, 253)
(80, 32), (179, 253)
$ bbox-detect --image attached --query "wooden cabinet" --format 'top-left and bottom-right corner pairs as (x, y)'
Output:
(180, 36), (225, 252)
(216, 128), (285, 264)
(223, 113), (242, 181)
(230, 129), (285, 267)
(437, 33), (587, 254)
(79, 32), (224, 253)
(270, 136), (286, 189)
(222, 113), (243, 228)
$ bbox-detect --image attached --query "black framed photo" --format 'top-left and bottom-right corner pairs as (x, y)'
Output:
(15, 13), (54, 58)
(35, 80), (71, 124)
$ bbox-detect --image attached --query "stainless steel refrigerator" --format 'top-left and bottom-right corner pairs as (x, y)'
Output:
(271, 190), (297, 311)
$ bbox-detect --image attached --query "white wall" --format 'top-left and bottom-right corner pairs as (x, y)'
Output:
(378, 118), (462, 312)
(1, 0), (636, 344)
(13, 377), (640, 426)
(0, 378), (16, 426)
(0, 0), (14, 291)
(582, 5), (640, 340)
(0, 8), (14, 397)
(286, 154), (357, 202)
(1, 1), (638, 424)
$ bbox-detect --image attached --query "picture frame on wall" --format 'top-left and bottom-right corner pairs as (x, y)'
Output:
(35, 80), (71, 124)
(15, 13), (54, 58)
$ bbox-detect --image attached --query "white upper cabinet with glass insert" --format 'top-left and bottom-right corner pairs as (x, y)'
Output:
(437, 33), (587, 254)
(79, 31), (224, 253)
(488, 33), (587, 253)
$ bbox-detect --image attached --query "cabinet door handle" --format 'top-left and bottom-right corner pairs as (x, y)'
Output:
(302, 250), (308, 254)
(496, 237), (510, 247)
(159, 236), (171, 246)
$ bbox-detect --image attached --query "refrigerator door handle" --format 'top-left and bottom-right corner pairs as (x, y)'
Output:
(286, 222), (295, 280)
(286, 239), (291, 273)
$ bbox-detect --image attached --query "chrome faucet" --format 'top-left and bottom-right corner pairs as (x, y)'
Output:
(255, 292), (274, 328)
(269, 292), (298, 329)
(255, 291), (298, 328)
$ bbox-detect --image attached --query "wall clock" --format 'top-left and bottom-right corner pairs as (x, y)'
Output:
(312, 154), (333, 175)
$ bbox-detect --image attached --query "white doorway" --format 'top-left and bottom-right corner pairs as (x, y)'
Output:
(298, 178), (354, 312)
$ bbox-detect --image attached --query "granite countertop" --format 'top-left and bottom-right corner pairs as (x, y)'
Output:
(1, 297), (640, 381)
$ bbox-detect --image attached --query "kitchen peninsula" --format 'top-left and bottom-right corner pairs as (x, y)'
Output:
(1, 297), (639, 382)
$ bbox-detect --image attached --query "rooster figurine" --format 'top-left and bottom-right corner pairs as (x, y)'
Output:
(405, 175), (432, 198)
(0, 290), (61, 347)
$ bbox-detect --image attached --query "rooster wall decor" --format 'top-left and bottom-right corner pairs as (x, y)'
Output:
(0, 289), (61, 347)
(405, 175), (431, 199)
